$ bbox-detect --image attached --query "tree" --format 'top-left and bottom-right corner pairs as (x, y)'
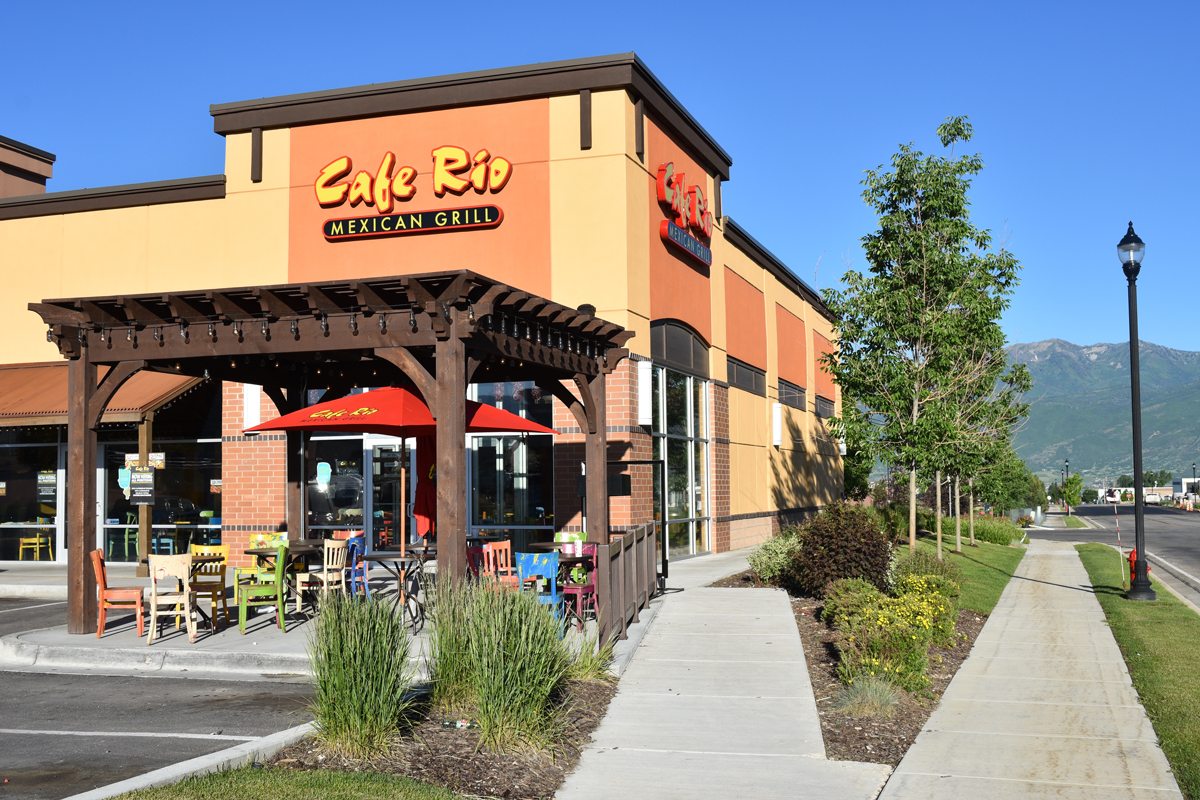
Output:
(840, 405), (874, 501)
(1063, 474), (1083, 510)
(1048, 481), (1063, 503)
(824, 116), (1022, 552)
(1082, 488), (1099, 503)
(976, 445), (1039, 514)
(1117, 474), (1134, 487)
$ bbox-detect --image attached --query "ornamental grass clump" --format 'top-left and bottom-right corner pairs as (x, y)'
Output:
(309, 594), (415, 758)
(794, 503), (891, 597)
(428, 580), (573, 752)
(833, 675), (901, 718)
(971, 516), (1020, 546)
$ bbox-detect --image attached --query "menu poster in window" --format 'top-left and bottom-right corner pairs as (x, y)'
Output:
(124, 452), (166, 470)
(0, 481), (6, 497)
(130, 466), (155, 505)
(210, 479), (222, 495)
(37, 471), (56, 499)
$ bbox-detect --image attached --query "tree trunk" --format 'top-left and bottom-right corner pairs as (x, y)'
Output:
(954, 475), (962, 553)
(969, 477), (976, 546)
(908, 467), (917, 553)
(935, 469), (943, 561)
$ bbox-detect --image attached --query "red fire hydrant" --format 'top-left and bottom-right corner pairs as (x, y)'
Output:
(1128, 548), (1151, 576)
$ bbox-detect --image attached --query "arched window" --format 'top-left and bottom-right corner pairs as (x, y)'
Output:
(650, 320), (709, 378)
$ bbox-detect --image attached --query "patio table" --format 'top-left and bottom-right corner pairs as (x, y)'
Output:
(363, 548), (436, 631)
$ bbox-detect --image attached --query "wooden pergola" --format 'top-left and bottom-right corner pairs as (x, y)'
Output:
(32, 270), (631, 634)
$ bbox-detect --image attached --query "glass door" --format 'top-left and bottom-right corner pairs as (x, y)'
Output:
(370, 443), (408, 551)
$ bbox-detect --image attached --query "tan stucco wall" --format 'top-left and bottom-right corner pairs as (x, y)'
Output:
(0, 128), (291, 365)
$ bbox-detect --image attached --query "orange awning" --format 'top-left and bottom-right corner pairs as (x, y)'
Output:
(0, 363), (202, 427)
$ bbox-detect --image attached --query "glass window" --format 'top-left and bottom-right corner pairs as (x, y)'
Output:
(0, 444), (58, 561)
(815, 396), (835, 419)
(471, 435), (553, 527)
(475, 380), (552, 428)
(667, 521), (691, 558)
(779, 379), (806, 411)
(308, 439), (364, 532)
(667, 438), (690, 520)
(666, 371), (688, 437)
(651, 366), (663, 435)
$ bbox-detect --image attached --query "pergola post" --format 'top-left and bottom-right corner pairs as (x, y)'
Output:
(584, 370), (608, 544)
(66, 357), (98, 633)
(135, 413), (153, 578)
(435, 334), (467, 580)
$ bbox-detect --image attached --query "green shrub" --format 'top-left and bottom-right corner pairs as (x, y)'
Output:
(875, 505), (937, 542)
(892, 573), (959, 647)
(971, 516), (1020, 546)
(832, 675), (901, 718)
(835, 595), (930, 692)
(309, 595), (414, 758)
(428, 581), (571, 752)
(794, 503), (892, 597)
(821, 578), (883, 629)
(748, 528), (802, 587)
(892, 548), (963, 586)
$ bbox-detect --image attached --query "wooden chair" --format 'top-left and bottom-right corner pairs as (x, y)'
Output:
(346, 536), (370, 598)
(560, 543), (598, 629)
(295, 539), (349, 612)
(147, 553), (198, 645)
(239, 545), (288, 634)
(516, 551), (563, 619)
(481, 540), (519, 589)
(18, 531), (54, 561)
(234, 533), (286, 603)
(189, 543), (231, 625)
(90, 549), (143, 638)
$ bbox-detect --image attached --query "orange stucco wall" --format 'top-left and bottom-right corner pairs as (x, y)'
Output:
(645, 120), (712, 343)
(724, 267), (766, 369)
(287, 101), (552, 294)
(776, 304), (807, 387)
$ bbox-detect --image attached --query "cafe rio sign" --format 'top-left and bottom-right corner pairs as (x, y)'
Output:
(314, 145), (512, 242)
(656, 162), (713, 267)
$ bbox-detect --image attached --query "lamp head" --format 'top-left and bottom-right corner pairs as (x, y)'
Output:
(1118, 221), (1145, 278)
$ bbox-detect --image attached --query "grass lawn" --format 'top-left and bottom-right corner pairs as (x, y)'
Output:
(913, 536), (1026, 615)
(1077, 543), (1200, 799)
(115, 767), (462, 800)
(1064, 515), (1087, 529)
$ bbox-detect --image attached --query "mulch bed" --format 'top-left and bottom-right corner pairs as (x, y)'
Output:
(271, 679), (616, 800)
(710, 568), (986, 766)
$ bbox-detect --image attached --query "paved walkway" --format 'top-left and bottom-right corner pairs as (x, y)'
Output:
(879, 540), (1183, 799)
(558, 549), (891, 800)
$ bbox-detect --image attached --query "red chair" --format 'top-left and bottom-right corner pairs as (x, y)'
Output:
(481, 541), (519, 588)
(90, 549), (144, 638)
(561, 543), (598, 629)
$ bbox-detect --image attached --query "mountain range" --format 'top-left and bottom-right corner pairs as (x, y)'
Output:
(1007, 339), (1200, 485)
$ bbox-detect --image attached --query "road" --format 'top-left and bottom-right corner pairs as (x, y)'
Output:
(0, 598), (312, 800)
(1029, 503), (1200, 598)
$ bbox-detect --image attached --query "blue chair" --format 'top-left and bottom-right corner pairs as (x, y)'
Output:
(516, 551), (562, 618)
(346, 537), (370, 598)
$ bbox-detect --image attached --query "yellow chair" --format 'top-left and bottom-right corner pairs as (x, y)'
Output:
(18, 530), (53, 560)
(189, 543), (231, 625)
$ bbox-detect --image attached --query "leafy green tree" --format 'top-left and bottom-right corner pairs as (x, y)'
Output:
(840, 404), (874, 501)
(824, 116), (1022, 552)
(1082, 488), (1099, 503)
(1048, 481), (1063, 503)
(976, 446), (1037, 514)
(1117, 474), (1134, 487)
(1063, 474), (1084, 511)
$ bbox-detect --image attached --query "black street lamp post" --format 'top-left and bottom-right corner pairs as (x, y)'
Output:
(1120, 221), (1156, 601)
(1192, 462), (1196, 500)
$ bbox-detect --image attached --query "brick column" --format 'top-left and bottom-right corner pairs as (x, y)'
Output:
(711, 382), (731, 552)
(220, 382), (288, 569)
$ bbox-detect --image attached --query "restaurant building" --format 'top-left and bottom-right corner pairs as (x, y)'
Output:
(0, 54), (841, 570)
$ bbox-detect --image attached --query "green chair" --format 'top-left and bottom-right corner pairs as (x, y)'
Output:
(238, 545), (288, 634)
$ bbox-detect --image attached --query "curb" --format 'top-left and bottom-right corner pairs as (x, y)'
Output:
(61, 721), (316, 800)
(0, 584), (67, 600)
(0, 630), (313, 678)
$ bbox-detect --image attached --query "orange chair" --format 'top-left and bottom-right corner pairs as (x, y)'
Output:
(481, 540), (519, 589)
(90, 549), (144, 638)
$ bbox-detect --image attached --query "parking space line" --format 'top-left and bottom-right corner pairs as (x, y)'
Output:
(0, 727), (259, 742)
(0, 601), (66, 614)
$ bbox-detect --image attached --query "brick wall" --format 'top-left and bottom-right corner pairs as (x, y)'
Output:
(711, 382), (731, 552)
(220, 382), (288, 569)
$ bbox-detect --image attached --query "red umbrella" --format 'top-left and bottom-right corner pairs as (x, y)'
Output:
(245, 386), (556, 538)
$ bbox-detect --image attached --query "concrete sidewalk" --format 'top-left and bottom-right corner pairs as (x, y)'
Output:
(557, 548), (891, 800)
(879, 540), (1183, 799)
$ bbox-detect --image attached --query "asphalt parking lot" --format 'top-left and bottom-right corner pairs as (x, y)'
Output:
(0, 599), (313, 800)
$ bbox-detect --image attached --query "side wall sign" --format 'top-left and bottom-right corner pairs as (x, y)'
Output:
(656, 162), (713, 267)
(315, 145), (512, 242)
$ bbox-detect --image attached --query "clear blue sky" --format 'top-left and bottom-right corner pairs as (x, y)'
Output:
(6, 1), (1197, 349)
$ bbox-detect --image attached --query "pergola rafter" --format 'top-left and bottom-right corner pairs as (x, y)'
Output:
(32, 270), (632, 635)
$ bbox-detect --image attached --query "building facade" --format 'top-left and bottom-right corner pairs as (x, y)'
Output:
(0, 54), (841, 567)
